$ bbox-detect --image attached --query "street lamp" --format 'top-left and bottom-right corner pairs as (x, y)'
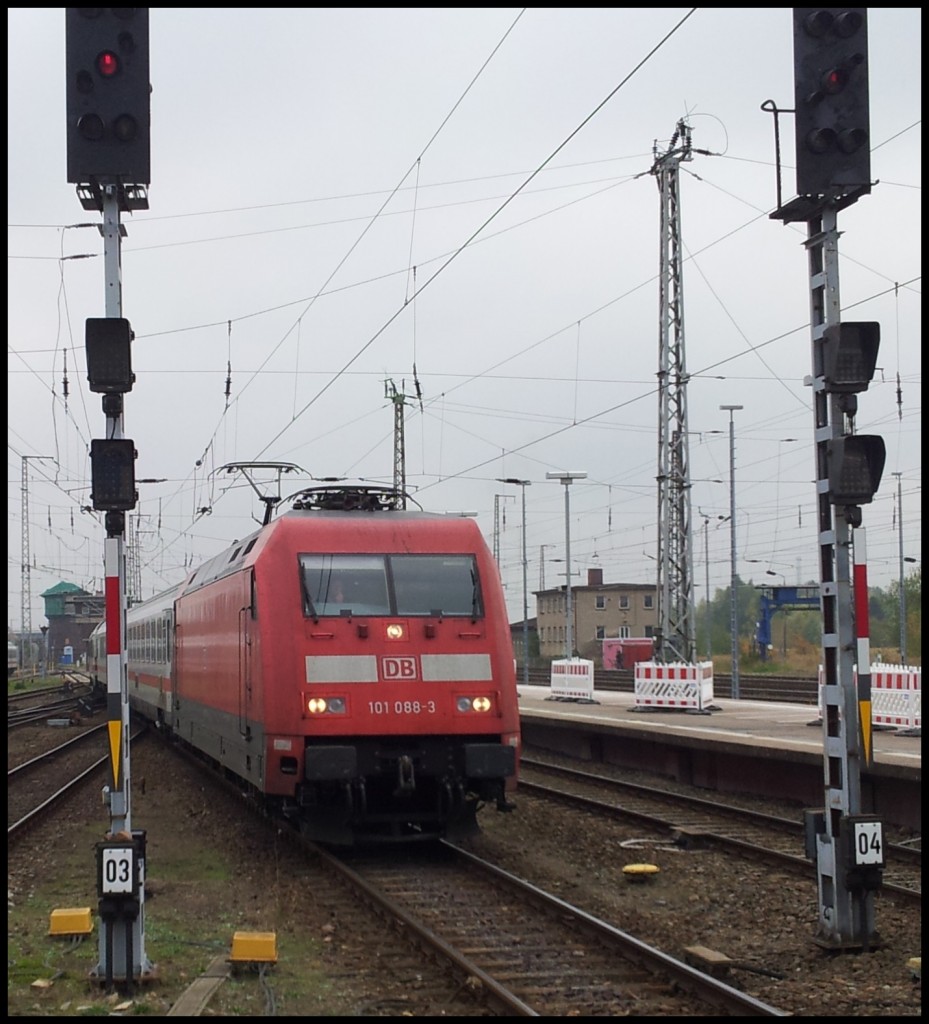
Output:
(720, 405), (743, 699)
(546, 471), (586, 659)
(497, 478), (532, 686)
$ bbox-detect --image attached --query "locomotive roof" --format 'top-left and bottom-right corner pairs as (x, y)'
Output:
(178, 506), (484, 596)
(102, 501), (487, 625)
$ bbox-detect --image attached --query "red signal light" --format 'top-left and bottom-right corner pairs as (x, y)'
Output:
(97, 50), (119, 77)
(822, 68), (847, 94)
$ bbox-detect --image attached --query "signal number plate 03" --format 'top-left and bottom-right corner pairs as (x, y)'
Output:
(368, 700), (436, 716)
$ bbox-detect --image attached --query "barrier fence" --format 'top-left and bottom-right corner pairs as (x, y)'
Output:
(549, 658), (596, 702)
(817, 664), (921, 732)
(633, 661), (715, 712)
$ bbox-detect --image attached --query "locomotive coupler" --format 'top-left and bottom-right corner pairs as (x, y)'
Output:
(394, 755), (415, 797)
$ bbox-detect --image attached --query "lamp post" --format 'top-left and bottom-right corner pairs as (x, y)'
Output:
(498, 478), (532, 686)
(546, 471), (586, 659)
(720, 405), (743, 699)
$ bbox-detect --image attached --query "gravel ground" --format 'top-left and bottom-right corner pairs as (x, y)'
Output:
(461, 748), (922, 1017)
(7, 723), (922, 1016)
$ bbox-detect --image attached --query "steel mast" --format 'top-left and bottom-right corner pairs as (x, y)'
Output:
(651, 119), (696, 664)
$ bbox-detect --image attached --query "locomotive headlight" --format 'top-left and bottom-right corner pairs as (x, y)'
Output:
(457, 695), (492, 713)
(306, 696), (347, 715)
(385, 623), (406, 641)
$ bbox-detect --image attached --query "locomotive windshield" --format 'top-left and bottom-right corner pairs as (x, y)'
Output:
(300, 553), (482, 618)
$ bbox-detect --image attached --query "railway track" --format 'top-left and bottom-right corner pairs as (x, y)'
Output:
(8, 724), (145, 841)
(519, 756), (921, 903)
(315, 841), (790, 1016)
(155, 727), (790, 1015)
(7, 675), (103, 729)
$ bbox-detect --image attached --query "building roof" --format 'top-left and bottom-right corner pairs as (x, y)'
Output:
(40, 581), (86, 598)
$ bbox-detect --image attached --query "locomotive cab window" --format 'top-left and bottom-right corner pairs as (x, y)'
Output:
(391, 555), (481, 617)
(299, 553), (482, 618)
(301, 555), (390, 617)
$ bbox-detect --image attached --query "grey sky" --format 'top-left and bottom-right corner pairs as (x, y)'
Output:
(8, 8), (921, 629)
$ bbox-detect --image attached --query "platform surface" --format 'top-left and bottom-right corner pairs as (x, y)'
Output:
(517, 684), (920, 774)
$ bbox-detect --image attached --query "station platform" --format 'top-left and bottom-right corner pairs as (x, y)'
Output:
(516, 684), (921, 831)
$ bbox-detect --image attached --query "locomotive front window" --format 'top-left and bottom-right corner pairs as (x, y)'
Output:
(301, 555), (390, 617)
(299, 553), (482, 618)
(391, 555), (482, 617)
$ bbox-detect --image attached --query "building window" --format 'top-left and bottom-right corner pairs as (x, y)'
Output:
(595, 626), (605, 640)
(643, 594), (654, 609)
(619, 625), (631, 638)
(644, 625), (654, 638)
(619, 595), (630, 609)
(595, 595), (606, 610)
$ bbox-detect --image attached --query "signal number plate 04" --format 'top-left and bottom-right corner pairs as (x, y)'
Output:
(368, 700), (436, 716)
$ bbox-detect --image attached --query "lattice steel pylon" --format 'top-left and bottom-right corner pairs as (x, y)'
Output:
(385, 379), (408, 509)
(21, 455), (52, 672)
(385, 377), (422, 510)
(651, 120), (696, 664)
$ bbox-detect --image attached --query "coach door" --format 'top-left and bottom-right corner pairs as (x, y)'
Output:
(238, 570), (256, 737)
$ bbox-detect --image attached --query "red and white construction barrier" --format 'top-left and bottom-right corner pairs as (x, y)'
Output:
(549, 658), (596, 701)
(818, 664), (922, 731)
(633, 661), (715, 711)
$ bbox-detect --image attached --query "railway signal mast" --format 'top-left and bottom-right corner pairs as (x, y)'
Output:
(769, 7), (885, 951)
(651, 120), (697, 665)
(66, 7), (152, 988)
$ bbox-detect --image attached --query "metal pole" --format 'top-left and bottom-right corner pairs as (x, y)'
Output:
(564, 485), (572, 659)
(704, 515), (711, 662)
(893, 472), (905, 663)
(720, 406), (743, 698)
(498, 478), (532, 684)
(546, 472), (586, 659)
(520, 486), (529, 684)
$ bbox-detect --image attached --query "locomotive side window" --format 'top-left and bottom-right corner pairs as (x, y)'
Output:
(300, 555), (390, 617)
(391, 555), (481, 617)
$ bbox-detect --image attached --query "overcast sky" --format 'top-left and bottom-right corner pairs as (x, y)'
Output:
(8, 8), (922, 632)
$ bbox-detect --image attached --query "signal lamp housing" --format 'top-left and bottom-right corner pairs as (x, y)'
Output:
(86, 317), (135, 393)
(821, 322), (880, 394)
(825, 435), (885, 506)
(91, 438), (137, 512)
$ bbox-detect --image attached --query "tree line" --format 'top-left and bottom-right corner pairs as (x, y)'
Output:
(697, 565), (921, 669)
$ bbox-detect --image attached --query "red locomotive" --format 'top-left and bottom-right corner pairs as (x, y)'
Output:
(90, 486), (520, 844)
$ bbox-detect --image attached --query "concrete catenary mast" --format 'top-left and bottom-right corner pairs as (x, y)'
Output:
(651, 119), (697, 664)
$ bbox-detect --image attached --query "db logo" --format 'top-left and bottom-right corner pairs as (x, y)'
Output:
(382, 656), (418, 680)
